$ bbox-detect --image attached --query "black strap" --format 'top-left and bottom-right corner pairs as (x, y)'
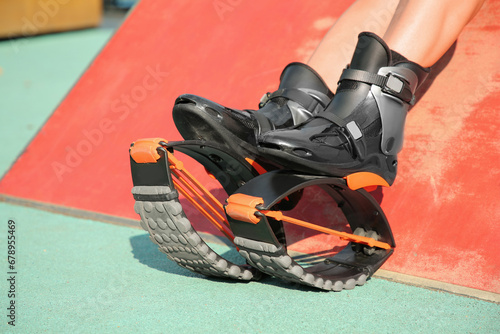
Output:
(133, 190), (179, 201)
(252, 111), (274, 134)
(268, 88), (320, 111)
(340, 69), (388, 88)
(340, 68), (414, 104)
(316, 111), (347, 128)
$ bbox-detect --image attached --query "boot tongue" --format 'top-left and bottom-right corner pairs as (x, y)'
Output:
(278, 62), (332, 96)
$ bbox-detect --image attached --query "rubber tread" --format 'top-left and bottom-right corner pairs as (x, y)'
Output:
(132, 185), (260, 280)
(234, 237), (368, 291)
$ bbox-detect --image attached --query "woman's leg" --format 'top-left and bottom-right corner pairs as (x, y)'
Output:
(309, 0), (485, 88)
(384, 0), (485, 67)
(308, 0), (399, 89)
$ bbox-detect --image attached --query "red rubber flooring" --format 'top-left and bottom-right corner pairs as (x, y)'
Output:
(1, 0), (498, 293)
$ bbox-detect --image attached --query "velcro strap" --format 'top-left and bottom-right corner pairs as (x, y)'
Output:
(340, 68), (413, 104)
(251, 111), (274, 134)
(268, 88), (320, 111)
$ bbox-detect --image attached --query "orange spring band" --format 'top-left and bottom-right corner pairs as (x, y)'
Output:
(172, 178), (234, 241)
(130, 138), (234, 241)
(225, 194), (392, 250)
(244, 157), (267, 175)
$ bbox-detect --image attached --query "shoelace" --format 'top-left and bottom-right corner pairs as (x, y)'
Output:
(309, 123), (356, 158)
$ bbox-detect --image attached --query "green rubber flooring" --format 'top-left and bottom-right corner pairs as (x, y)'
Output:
(0, 26), (499, 334)
(0, 202), (498, 333)
(0, 28), (114, 178)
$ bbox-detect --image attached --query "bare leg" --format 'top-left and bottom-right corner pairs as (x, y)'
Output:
(309, 0), (485, 88)
(308, 0), (399, 89)
(384, 0), (485, 67)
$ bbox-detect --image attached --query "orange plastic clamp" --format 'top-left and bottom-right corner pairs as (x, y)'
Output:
(225, 194), (264, 224)
(344, 172), (390, 190)
(130, 138), (168, 163)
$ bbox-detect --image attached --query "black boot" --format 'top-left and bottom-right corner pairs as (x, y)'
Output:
(258, 32), (430, 186)
(172, 62), (333, 164)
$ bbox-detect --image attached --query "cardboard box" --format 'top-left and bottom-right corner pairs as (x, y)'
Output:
(0, 0), (102, 38)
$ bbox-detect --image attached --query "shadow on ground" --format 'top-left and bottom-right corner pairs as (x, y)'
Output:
(129, 233), (201, 278)
(129, 233), (372, 293)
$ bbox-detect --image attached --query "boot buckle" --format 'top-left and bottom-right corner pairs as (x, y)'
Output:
(259, 92), (270, 108)
(384, 73), (404, 94)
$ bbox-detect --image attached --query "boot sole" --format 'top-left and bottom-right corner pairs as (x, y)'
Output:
(257, 145), (397, 186)
(173, 97), (262, 162)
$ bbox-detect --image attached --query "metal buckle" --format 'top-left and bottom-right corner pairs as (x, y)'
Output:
(345, 121), (363, 140)
(384, 73), (404, 94)
(258, 92), (270, 108)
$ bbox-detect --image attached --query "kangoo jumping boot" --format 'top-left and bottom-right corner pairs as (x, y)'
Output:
(172, 62), (334, 164)
(258, 32), (430, 186)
